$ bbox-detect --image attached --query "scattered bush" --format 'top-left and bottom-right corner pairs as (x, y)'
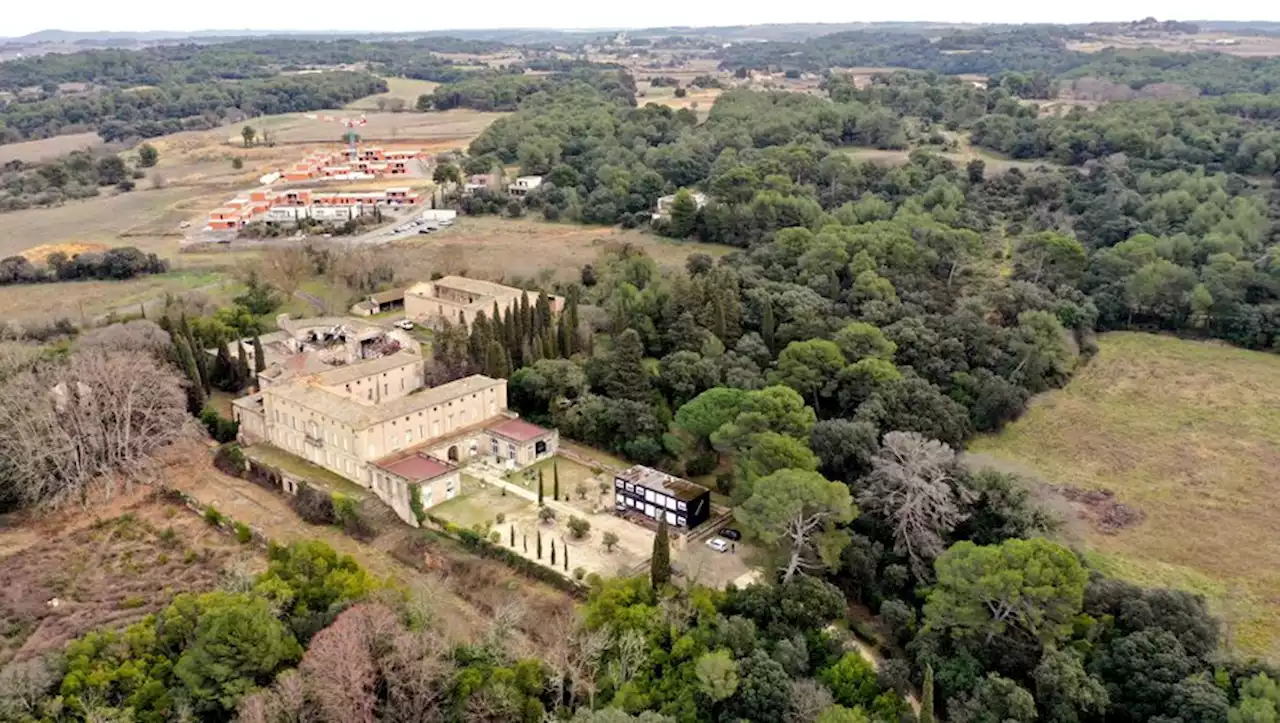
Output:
(539, 506), (557, 524)
(573, 566), (586, 580)
(203, 506), (223, 527)
(235, 522), (253, 544)
(293, 483), (336, 525)
(201, 407), (240, 443)
(567, 516), (591, 540)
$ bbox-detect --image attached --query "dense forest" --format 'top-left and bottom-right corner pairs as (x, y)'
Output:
(0, 71), (388, 143)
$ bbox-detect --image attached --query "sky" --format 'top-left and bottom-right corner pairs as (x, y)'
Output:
(4, 1), (1278, 38)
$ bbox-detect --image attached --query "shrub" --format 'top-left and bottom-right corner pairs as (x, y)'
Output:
(120, 596), (146, 609)
(203, 506), (223, 527)
(212, 442), (247, 476)
(573, 567), (586, 580)
(496, 512), (506, 524)
(234, 522), (253, 544)
(158, 526), (179, 547)
(293, 483), (336, 525)
(686, 450), (719, 477)
(201, 407), (240, 443)
(489, 530), (502, 543)
(602, 531), (620, 552)
(567, 516), (590, 540)
(539, 506), (557, 524)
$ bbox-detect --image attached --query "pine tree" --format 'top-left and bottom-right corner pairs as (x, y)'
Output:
(538, 469), (545, 506)
(537, 530), (543, 559)
(920, 664), (935, 723)
(550, 540), (557, 566)
(651, 519), (671, 588)
(252, 334), (266, 374)
(606, 329), (651, 401)
(761, 298), (776, 354)
(553, 462), (560, 501)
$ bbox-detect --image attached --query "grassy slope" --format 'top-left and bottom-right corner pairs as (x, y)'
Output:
(970, 332), (1280, 659)
(345, 77), (440, 110)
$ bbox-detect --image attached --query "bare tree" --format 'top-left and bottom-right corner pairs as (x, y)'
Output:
(74, 320), (171, 359)
(299, 605), (394, 723)
(260, 246), (313, 300)
(787, 678), (835, 723)
(858, 431), (972, 579)
(380, 629), (452, 723)
(0, 349), (188, 510)
(0, 657), (57, 720)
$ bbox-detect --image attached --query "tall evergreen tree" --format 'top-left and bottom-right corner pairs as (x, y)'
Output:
(920, 664), (935, 723)
(606, 328), (652, 401)
(761, 299), (776, 355)
(469, 311), (489, 365)
(550, 540), (557, 566)
(563, 544), (568, 572)
(713, 295), (728, 342)
(557, 315), (572, 359)
(511, 525), (516, 547)
(252, 334), (266, 374)
(566, 285), (581, 355)
(212, 344), (236, 392)
(174, 335), (206, 415)
(536, 290), (552, 334)
(553, 462), (560, 501)
(487, 340), (511, 378)
(651, 519), (671, 588)
(234, 340), (251, 391)
(537, 529), (543, 559)
(538, 469), (545, 506)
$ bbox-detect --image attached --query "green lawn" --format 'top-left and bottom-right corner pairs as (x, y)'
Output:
(431, 474), (532, 529)
(969, 332), (1280, 660)
(506, 455), (603, 501)
(244, 443), (371, 499)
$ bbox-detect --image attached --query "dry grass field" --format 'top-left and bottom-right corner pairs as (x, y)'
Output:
(0, 490), (258, 667)
(969, 332), (1280, 660)
(0, 132), (105, 164)
(222, 109), (505, 147)
(345, 77), (440, 110)
(375, 215), (730, 283)
(1068, 33), (1280, 57)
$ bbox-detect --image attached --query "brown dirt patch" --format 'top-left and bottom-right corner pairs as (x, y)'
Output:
(0, 489), (258, 667)
(18, 242), (110, 263)
(1048, 485), (1146, 533)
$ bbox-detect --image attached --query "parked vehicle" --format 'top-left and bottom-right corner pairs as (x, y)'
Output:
(705, 537), (729, 553)
(395, 319), (415, 330)
(718, 528), (742, 541)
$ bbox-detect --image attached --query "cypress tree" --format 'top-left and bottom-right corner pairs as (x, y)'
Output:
(175, 336), (206, 415)
(486, 340), (509, 378)
(458, 310), (466, 327)
(538, 469), (545, 506)
(212, 344), (235, 391)
(536, 290), (551, 334)
(550, 540), (556, 566)
(563, 544), (568, 572)
(234, 340), (251, 391)
(566, 284), (580, 353)
(252, 334), (266, 373)
(537, 530), (543, 559)
(557, 315), (572, 359)
(920, 664), (935, 723)
(651, 519), (671, 588)
(520, 291), (533, 337)
(469, 311), (489, 365)
(523, 534), (528, 553)
(553, 462), (560, 501)
(510, 525), (516, 547)
(761, 299), (776, 354)
(712, 295), (728, 342)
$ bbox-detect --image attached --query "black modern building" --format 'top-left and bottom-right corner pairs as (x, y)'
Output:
(613, 465), (711, 530)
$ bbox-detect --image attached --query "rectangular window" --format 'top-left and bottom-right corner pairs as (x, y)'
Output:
(677, 501), (687, 511)
(624, 482), (634, 492)
(615, 492), (625, 505)
(677, 516), (686, 527)
(492, 439), (501, 457)
(644, 489), (656, 503)
(507, 443), (516, 459)
(615, 479), (624, 489)
(405, 429), (413, 442)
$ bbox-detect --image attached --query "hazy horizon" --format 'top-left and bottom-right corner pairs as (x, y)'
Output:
(5, 1), (1280, 41)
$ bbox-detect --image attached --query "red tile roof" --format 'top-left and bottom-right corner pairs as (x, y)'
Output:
(377, 453), (453, 482)
(488, 417), (550, 442)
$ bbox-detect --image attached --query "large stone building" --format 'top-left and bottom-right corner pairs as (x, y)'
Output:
(404, 276), (564, 329)
(232, 350), (557, 527)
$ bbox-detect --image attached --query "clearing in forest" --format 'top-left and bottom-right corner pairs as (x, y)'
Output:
(969, 332), (1280, 660)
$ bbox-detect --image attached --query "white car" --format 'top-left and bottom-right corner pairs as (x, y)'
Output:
(705, 537), (729, 553)
(395, 319), (415, 330)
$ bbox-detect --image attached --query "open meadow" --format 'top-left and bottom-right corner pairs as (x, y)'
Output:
(0, 132), (106, 164)
(969, 332), (1280, 660)
(345, 77), (440, 110)
(375, 215), (730, 283)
